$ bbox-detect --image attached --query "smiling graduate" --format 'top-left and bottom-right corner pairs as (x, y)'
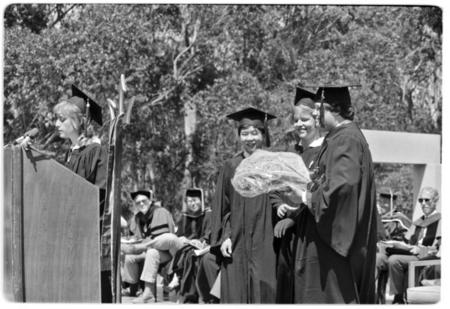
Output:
(209, 106), (280, 303)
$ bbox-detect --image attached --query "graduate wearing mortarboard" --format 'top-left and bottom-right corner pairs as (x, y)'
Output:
(290, 85), (378, 303)
(56, 84), (105, 186)
(53, 85), (112, 302)
(209, 107), (279, 303)
(273, 87), (326, 303)
(291, 87), (324, 163)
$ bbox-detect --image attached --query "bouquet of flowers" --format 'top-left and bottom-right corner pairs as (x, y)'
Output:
(231, 149), (311, 199)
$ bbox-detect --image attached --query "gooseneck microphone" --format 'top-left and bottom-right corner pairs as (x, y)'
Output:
(14, 128), (39, 144)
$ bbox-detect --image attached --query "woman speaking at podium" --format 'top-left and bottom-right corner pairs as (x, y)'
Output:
(53, 84), (112, 303)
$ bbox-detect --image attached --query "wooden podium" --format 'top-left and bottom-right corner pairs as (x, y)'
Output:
(3, 146), (101, 302)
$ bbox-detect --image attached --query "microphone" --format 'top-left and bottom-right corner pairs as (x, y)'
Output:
(14, 128), (39, 144)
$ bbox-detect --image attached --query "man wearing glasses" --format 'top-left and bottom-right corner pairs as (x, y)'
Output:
(386, 186), (441, 304)
(121, 189), (176, 303)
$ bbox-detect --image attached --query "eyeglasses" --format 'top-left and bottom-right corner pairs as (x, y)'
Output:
(135, 199), (148, 205)
(418, 198), (431, 203)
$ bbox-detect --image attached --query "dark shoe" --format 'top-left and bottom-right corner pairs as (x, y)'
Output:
(129, 283), (139, 297)
(392, 294), (405, 304)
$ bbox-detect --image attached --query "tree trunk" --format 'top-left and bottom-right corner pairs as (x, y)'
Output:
(181, 100), (196, 191)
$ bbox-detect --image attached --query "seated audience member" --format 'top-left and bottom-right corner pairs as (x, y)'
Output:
(376, 187), (411, 280)
(178, 188), (207, 239)
(378, 187), (411, 240)
(386, 186), (441, 304)
(123, 188), (212, 303)
(120, 193), (136, 237)
(169, 188), (216, 303)
(121, 189), (177, 303)
(175, 189), (220, 303)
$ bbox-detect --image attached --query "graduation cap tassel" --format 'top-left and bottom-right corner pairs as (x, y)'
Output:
(264, 113), (270, 147)
(319, 90), (325, 128)
(85, 99), (90, 136)
(71, 84), (103, 127)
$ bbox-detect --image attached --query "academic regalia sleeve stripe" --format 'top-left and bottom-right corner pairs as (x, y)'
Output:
(150, 208), (176, 235)
(150, 224), (169, 232)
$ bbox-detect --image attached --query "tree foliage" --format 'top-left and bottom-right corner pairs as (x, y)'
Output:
(3, 4), (442, 213)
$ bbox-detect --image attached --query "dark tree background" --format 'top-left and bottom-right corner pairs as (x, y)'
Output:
(3, 4), (442, 217)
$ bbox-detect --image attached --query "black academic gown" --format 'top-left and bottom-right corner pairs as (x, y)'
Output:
(406, 212), (441, 246)
(298, 122), (377, 304)
(65, 142), (109, 269)
(65, 142), (111, 302)
(210, 151), (278, 303)
(178, 212), (205, 240)
(65, 143), (107, 189)
(195, 209), (221, 303)
(273, 139), (322, 303)
(169, 210), (213, 303)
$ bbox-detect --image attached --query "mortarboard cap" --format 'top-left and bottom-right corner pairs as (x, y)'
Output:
(313, 84), (360, 125)
(70, 84), (103, 126)
(183, 188), (204, 217)
(226, 107), (276, 147)
(186, 188), (203, 199)
(130, 189), (153, 201)
(315, 84), (360, 110)
(316, 86), (351, 110)
(294, 87), (317, 107)
(226, 107), (276, 123)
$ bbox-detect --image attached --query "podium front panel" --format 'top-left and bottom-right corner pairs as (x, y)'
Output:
(19, 149), (101, 302)
(3, 147), (25, 301)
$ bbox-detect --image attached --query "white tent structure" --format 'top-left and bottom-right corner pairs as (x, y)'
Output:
(362, 130), (441, 221)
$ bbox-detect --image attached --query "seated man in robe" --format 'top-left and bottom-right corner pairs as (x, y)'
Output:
(123, 188), (212, 302)
(178, 188), (208, 239)
(384, 186), (441, 304)
(121, 189), (179, 303)
(170, 189), (220, 303)
(378, 187), (411, 240)
(167, 188), (215, 303)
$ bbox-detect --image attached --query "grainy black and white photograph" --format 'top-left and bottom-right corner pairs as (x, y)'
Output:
(1, 0), (444, 305)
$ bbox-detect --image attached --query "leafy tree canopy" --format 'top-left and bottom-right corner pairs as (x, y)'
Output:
(3, 4), (442, 214)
